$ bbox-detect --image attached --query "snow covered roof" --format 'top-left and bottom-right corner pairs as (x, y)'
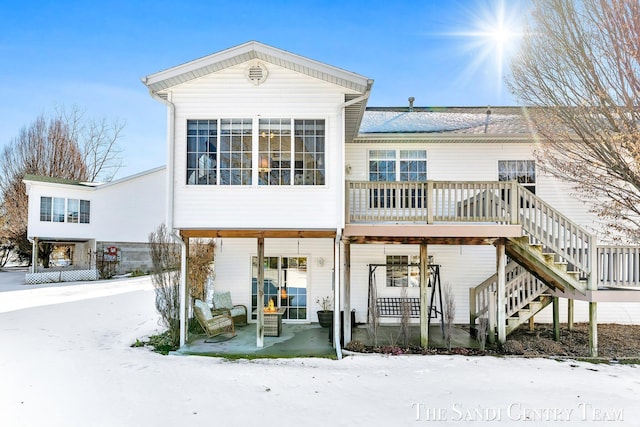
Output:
(358, 107), (533, 137)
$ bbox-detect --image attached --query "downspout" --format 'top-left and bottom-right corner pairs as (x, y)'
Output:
(335, 81), (372, 359)
(146, 84), (187, 346)
(333, 227), (342, 360)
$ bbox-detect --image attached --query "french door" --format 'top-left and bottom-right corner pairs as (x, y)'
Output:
(251, 256), (308, 321)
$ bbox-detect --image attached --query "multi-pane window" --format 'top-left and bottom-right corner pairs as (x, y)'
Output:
(369, 150), (396, 182)
(40, 197), (90, 224)
(187, 118), (324, 186)
(369, 150), (427, 208)
(294, 120), (325, 185)
(369, 150), (427, 182)
(399, 150), (427, 181)
(498, 160), (536, 193)
(220, 119), (252, 185)
(186, 120), (217, 185)
(386, 255), (420, 287)
(259, 119), (291, 185)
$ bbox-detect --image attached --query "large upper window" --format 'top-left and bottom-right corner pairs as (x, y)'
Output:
(220, 119), (253, 185)
(498, 160), (535, 193)
(259, 119), (291, 185)
(40, 197), (90, 224)
(186, 120), (218, 185)
(294, 119), (325, 185)
(186, 118), (324, 186)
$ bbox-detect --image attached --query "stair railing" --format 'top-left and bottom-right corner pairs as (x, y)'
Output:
(470, 260), (548, 331)
(516, 184), (595, 282)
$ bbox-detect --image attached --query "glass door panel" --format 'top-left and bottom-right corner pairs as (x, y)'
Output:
(251, 256), (308, 320)
(281, 257), (307, 320)
(251, 256), (279, 319)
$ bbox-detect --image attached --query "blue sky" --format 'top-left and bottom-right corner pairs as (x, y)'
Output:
(0, 0), (529, 179)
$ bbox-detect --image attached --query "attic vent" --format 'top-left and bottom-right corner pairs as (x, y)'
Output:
(246, 63), (268, 86)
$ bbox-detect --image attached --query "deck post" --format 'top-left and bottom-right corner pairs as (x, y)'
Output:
(469, 288), (476, 333)
(343, 240), (352, 344)
(31, 237), (39, 273)
(420, 243), (430, 347)
(553, 297), (560, 341)
(256, 237), (265, 348)
(528, 316), (535, 332)
(589, 302), (598, 357)
(496, 243), (506, 343)
(567, 299), (574, 331)
(488, 291), (496, 344)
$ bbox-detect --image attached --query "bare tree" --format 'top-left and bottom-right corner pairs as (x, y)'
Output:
(508, 0), (640, 242)
(149, 224), (181, 347)
(0, 107), (124, 263)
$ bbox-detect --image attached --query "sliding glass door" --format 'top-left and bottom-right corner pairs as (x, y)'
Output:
(251, 256), (308, 320)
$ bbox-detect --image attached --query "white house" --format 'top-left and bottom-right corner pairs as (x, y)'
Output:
(28, 41), (639, 356)
(140, 41), (640, 357)
(24, 166), (166, 283)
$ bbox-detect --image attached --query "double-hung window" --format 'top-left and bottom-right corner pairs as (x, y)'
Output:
(40, 197), (90, 224)
(368, 149), (427, 208)
(498, 160), (536, 194)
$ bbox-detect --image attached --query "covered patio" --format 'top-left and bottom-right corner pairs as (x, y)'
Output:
(178, 323), (478, 358)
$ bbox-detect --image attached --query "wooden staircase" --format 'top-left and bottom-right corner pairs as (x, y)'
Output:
(505, 236), (587, 296)
(470, 184), (595, 338)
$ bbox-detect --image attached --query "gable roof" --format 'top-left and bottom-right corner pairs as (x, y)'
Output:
(142, 41), (373, 143)
(142, 41), (372, 94)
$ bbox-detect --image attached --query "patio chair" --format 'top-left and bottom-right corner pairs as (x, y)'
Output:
(212, 291), (248, 326)
(193, 299), (235, 341)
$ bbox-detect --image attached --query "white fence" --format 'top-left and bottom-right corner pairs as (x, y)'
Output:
(26, 269), (100, 284)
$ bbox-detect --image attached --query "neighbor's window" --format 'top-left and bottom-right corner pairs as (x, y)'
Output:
(40, 197), (52, 221)
(67, 199), (79, 223)
(40, 197), (90, 224)
(79, 200), (90, 224)
(187, 120), (218, 185)
(498, 160), (535, 193)
(52, 198), (65, 223)
(386, 255), (420, 287)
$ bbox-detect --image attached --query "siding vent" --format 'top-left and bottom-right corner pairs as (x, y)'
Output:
(246, 62), (268, 85)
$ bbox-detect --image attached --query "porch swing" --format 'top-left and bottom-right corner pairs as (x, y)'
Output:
(367, 263), (445, 337)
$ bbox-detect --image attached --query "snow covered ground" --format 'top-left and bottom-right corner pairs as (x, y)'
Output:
(2, 275), (640, 426)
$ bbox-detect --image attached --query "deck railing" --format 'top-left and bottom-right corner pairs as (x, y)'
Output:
(346, 180), (516, 224)
(598, 246), (640, 287)
(347, 180), (640, 289)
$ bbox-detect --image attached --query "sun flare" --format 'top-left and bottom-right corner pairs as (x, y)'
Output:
(440, 0), (525, 97)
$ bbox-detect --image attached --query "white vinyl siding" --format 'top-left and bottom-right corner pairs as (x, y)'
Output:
(170, 61), (354, 229)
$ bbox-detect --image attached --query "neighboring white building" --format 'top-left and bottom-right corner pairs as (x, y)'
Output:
(24, 166), (166, 283)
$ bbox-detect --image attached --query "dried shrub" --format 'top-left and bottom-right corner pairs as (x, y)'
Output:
(443, 282), (456, 352)
(149, 223), (181, 347)
(187, 239), (215, 302)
